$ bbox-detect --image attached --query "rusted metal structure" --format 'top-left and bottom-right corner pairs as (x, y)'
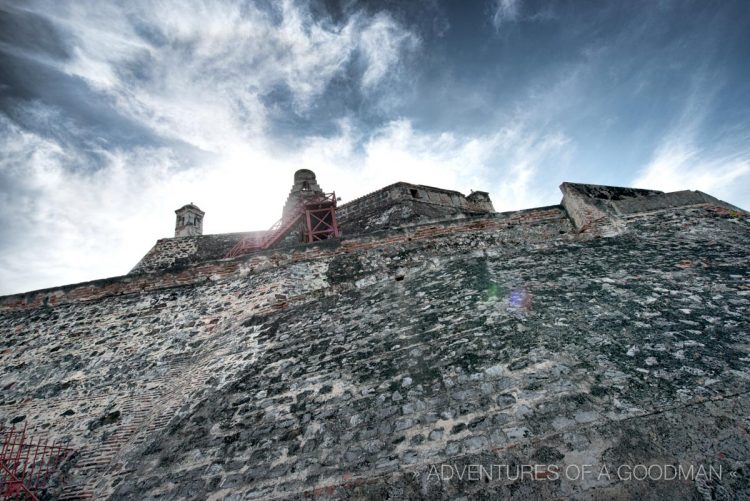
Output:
(226, 191), (340, 258)
(0, 424), (73, 500)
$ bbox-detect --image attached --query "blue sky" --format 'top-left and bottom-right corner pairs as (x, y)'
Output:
(1, 0), (749, 294)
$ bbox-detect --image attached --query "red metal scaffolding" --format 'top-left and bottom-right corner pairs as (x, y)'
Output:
(1, 424), (73, 500)
(226, 192), (340, 258)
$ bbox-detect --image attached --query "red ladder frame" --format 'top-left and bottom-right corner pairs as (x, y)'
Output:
(226, 192), (340, 258)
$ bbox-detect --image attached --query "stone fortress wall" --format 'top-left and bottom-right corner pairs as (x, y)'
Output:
(129, 231), (263, 275)
(129, 181), (741, 278)
(130, 181), (495, 276)
(336, 182), (494, 235)
(0, 180), (749, 500)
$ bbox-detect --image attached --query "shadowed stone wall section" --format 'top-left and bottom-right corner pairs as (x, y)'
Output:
(613, 190), (745, 215)
(560, 182), (746, 238)
(560, 182), (624, 231)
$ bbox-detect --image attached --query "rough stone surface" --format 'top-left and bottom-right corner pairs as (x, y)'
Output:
(1, 183), (749, 500)
(337, 182), (495, 235)
(131, 232), (264, 274)
(612, 189), (743, 215)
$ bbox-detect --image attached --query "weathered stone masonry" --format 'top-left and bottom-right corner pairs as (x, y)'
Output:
(336, 182), (494, 236)
(1, 180), (749, 500)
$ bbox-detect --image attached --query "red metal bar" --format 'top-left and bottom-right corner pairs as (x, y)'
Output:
(1, 425), (73, 500)
(226, 191), (340, 258)
(305, 210), (314, 243)
(310, 212), (327, 232)
(10, 425), (26, 499)
(1, 425), (37, 501)
(28, 435), (40, 492)
(305, 205), (338, 241)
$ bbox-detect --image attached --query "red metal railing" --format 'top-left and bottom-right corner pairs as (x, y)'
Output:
(226, 192), (340, 258)
(1, 424), (73, 500)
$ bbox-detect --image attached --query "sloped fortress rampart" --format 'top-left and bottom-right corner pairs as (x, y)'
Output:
(1, 172), (749, 500)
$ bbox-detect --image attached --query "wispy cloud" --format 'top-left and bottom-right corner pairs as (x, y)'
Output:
(633, 60), (750, 210)
(293, 118), (571, 212)
(359, 13), (420, 90)
(491, 0), (522, 29)
(0, 113), (180, 294)
(16, 0), (419, 151)
(634, 142), (750, 210)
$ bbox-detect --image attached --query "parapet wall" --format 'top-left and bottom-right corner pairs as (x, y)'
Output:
(128, 182), (746, 278)
(612, 189), (740, 215)
(337, 182), (495, 235)
(130, 231), (265, 274)
(560, 182), (746, 236)
(131, 184), (494, 275)
(562, 183), (663, 201)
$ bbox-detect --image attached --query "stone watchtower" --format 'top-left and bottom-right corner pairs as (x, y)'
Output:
(282, 169), (324, 217)
(174, 203), (204, 237)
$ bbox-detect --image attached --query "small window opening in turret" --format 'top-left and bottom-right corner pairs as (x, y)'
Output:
(302, 181), (310, 191)
(410, 188), (420, 198)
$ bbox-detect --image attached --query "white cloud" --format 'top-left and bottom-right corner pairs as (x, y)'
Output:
(492, 0), (522, 29)
(359, 13), (420, 89)
(0, 1), (430, 294)
(0, 114), (174, 294)
(292, 119), (570, 212)
(633, 142), (750, 209)
(22, 0), (417, 151)
(633, 63), (750, 210)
